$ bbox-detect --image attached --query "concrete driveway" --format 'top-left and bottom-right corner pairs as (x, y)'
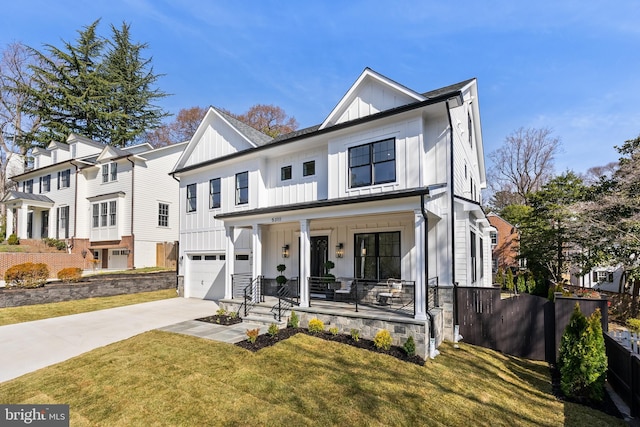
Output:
(0, 297), (219, 383)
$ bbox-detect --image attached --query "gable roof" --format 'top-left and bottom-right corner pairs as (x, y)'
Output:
(1, 190), (54, 204)
(214, 108), (273, 147)
(319, 68), (427, 130)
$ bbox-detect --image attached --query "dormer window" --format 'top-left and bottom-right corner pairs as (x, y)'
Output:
(349, 138), (396, 188)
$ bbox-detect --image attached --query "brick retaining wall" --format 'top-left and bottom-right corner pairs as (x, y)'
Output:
(0, 271), (177, 308)
(0, 253), (86, 279)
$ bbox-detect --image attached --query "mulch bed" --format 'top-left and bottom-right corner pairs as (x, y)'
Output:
(235, 327), (425, 366)
(195, 314), (243, 326)
(549, 364), (623, 419)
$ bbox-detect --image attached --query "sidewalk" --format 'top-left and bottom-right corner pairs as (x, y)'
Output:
(0, 298), (219, 383)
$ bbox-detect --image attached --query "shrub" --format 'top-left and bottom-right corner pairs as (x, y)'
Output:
(329, 327), (339, 336)
(57, 267), (82, 283)
(216, 308), (227, 316)
(374, 329), (392, 351)
(495, 268), (505, 288)
(228, 311), (238, 319)
(627, 318), (640, 333)
(43, 238), (67, 251)
(5, 262), (49, 288)
(526, 272), (536, 294)
(268, 323), (279, 337)
(350, 329), (360, 342)
(403, 336), (416, 356)
(308, 318), (325, 333)
(558, 305), (607, 402)
(7, 234), (19, 245)
(246, 328), (260, 343)
(287, 310), (299, 328)
(505, 269), (514, 291)
(276, 263), (287, 285)
(516, 273), (526, 293)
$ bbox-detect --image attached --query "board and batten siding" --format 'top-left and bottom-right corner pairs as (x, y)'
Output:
(182, 117), (254, 169)
(266, 148), (327, 206)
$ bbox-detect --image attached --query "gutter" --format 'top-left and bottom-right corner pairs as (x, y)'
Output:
(126, 157), (135, 268)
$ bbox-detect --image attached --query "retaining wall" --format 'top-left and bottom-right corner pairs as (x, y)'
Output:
(0, 271), (177, 308)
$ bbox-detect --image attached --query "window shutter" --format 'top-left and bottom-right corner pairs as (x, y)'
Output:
(592, 271), (598, 281)
(608, 272), (614, 282)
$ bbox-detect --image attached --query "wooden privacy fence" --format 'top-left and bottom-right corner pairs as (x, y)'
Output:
(455, 286), (608, 362)
(156, 242), (178, 269)
(605, 332), (640, 417)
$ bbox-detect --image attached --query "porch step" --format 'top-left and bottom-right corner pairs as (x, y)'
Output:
(242, 303), (288, 329)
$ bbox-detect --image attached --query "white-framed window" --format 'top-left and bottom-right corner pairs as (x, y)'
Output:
(158, 203), (169, 227)
(92, 201), (117, 228)
(102, 163), (118, 183)
(57, 205), (69, 239)
(22, 179), (33, 193)
(490, 231), (497, 246)
(39, 175), (50, 193)
(593, 271), (614, 283)
(349, 138), (396, 188)
(187, 183), (197, 212)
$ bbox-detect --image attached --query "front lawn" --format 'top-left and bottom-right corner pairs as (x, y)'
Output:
(0, 289), (176, 326)
(0, 332), (624, 426)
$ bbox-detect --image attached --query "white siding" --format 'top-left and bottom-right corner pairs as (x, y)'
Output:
(182, 117), (254, 169)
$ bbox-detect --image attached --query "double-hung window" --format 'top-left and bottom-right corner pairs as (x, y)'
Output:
(100, 202), (108, 227)
(109, 201), (117, 226)
(236, 171), (248, 205)
(92, 204), (99, 228)
(470, 231), (477, 283)
(102, 163), (117, 183)
(92, 201), (116, 228)
(39, 175), (50, 193)
(349, 138), (396, 188)
(186, 184), (197, 212)
(58, 169), (70, 189)
(23, 179), (33, 193)
(209, 178), (221, 209)
(158, 203), (169, 227)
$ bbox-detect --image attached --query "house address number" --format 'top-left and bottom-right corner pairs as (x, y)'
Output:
(271, 217), (282, 223)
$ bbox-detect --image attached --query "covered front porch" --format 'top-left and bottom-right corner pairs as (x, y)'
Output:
(2, 191), (55, 240)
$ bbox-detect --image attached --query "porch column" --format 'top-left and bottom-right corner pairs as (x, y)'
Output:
(414, 209), (428, 321)
(17, 205), (28, 239)
(5, 207), (14, 237)
(299, 219), (311, 307)
(224, 225), (235, 299)
(252, 224), (263, 303)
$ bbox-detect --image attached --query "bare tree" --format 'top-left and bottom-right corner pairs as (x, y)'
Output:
(488, 127), (561, 206)
(144, 106), (207, 147)
(581, 161), (618, 185)
(234, 104), (298, 138)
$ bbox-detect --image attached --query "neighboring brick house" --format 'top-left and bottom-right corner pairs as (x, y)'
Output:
(487, 213), (520, 278)
(2, 133), (186, 271)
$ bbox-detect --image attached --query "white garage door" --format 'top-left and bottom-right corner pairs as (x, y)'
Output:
(185, 254), (226, 300)
(109, 249), (128, 270)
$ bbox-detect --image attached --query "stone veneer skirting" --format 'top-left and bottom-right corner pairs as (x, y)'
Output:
(0, 272), (177, 308)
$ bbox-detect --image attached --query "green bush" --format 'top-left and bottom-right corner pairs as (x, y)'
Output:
(7, 234), (19, 245)
(308, 318), (325, 333)
(216, 308), (227, 316)
(627, 318), (640, 333)
(403, 336), (416, 356)
(374, 329), (392, 351)
(57, 267), (82, 283)
(267, 323), (279, 337)
(43, 238), (67, 251)
(4, 262), (49, 288)
(526, 272), (536, 294)
(287, 310), (299, 328)
(505, 269), (514, 291)
(558, 304), (607, 402)
(495, 268), (505, 288)
(516, 273), (526, 293)
(329, 327), (339, 336)
(350, 329), (360, 342)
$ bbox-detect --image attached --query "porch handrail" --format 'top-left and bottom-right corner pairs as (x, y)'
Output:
(235, 275), (263, 317)
(272, 279), (300, 322)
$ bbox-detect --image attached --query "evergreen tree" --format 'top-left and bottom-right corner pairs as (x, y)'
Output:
(505, 268), (514, 291)
(20, 20), (168, 147)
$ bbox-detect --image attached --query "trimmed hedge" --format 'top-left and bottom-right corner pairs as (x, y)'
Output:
(57, 267), (83, 284)
(4, 262), (49, 288)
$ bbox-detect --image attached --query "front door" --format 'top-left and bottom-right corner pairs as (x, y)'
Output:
(41, 211), (49, 238)
(310, 236), (329, 277)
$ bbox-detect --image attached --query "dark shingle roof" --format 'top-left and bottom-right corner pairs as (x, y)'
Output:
(214, 107), (274, 147)
(3, 191), (54, 204)
(422, 78), (475, 99)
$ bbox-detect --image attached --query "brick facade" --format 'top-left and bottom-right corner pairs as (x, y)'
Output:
(487, 214), (520, 275)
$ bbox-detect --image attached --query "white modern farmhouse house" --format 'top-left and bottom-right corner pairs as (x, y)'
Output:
(3, 133), (186, 270)
(171, 68), (492, 355)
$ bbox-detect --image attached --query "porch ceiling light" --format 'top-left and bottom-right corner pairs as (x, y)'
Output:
(282, 244), (290, 258)
(336, 243), (344, 258)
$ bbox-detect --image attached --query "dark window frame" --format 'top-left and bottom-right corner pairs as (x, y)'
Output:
(349, 138), (396, 188)
(158, 203), (169, 227)
(186, 183), (197, 212)
(209, 178), (221, 209)
(353, 231), (401, 281)
(302, 161), (315, 177)
(236, 171), (248, 205)
(281, 165), (292, 181)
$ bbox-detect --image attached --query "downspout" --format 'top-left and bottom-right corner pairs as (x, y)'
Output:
(420, 192), (438, 358)
(446, 96), (463, 344)
(171, 173), (181, 293)
(71, 161), (79, 247)
(126, 157), (135, 268)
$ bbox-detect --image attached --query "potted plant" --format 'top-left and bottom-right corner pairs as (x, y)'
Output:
(276, 264), (287, 287)
(323, 260), (336, 284)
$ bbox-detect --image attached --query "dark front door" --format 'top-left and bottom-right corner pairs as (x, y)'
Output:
(310, 236), (329, 277)
(41, 211), (49, 238)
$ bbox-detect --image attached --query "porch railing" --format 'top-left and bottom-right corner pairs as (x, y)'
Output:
(232, 274), (263, 317)
(271, 279), (300, 322)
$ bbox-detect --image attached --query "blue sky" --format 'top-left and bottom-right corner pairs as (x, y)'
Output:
(2, 1), (639, 175)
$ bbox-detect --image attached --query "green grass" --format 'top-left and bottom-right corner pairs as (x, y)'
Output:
(84, 267), (174, 276)
(0, 289), (177, 326)
(0, 332), (625, 426)
(0, 244), (26, 253)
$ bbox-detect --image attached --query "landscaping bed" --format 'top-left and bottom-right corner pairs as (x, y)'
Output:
(195, 314), (243, 326)
(235, 327), (425, 366)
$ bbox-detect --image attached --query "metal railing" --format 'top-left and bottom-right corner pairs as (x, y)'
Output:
(232, 274), (263, 317)
(271, 279), (300, 322)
